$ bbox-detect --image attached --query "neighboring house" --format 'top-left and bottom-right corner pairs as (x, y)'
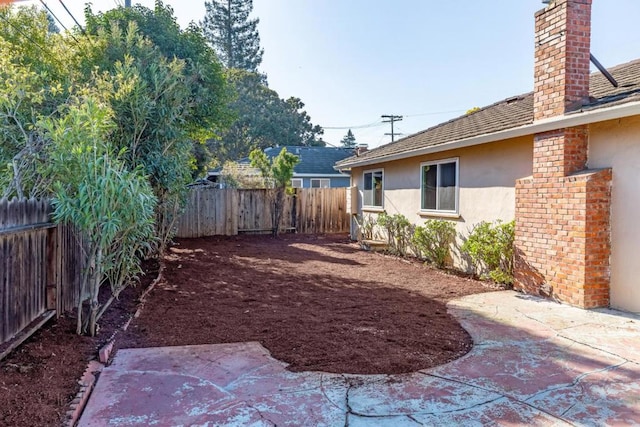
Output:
(208, 146), (353, 188)
(336, 0), (640, 313)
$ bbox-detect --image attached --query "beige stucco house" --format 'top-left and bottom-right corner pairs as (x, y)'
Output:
(336, 0), (640, 313)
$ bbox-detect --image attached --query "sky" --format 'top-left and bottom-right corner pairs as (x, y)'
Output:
(20, 0), (640, 148)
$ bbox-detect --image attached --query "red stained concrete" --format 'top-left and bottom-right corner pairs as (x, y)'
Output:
(79, 291), (640, 426)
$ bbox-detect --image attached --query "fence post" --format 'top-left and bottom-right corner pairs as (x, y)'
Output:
(45, 226), (58, 314)
(291, 189), (298, 232)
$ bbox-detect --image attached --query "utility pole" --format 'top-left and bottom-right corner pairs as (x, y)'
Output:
(381, 114), (403, 143)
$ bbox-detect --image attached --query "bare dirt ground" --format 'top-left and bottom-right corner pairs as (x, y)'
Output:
(119, 234), (495, 374)
(0, 234), (495, 426)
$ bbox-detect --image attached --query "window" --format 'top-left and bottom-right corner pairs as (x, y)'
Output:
(310, 178), (330, 188)
(421, 158), (458, 213)
(291, 178), (303, 188)
(363, 169), (384, 208)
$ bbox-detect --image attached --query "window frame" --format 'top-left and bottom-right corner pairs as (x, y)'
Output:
(419, 157), (459, 214)
(362, 168), (384, 209)
(291, 178), (303, 188)
(310, 178), (330, 188)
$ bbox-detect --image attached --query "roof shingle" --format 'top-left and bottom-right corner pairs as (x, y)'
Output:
(337, 59), (640, 167)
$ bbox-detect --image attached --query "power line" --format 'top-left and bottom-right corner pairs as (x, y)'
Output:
(322, 108), (466, 131)
(39, 0), (70, 33)
(58, 0), (85, 34)
(39, 0), (80, 45)
(322, 119), (383, 130)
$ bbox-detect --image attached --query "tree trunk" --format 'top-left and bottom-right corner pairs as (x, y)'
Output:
(272, 188), (284, 236)
(88, 247), (103, 336)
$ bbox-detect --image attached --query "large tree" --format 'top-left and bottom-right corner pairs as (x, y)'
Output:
(201, 0), (263, 72)
(85, 1), (231, 156)
(0, 6), (160, 335)
(84, 3), (233, 252)
(208, 70), (324, 165)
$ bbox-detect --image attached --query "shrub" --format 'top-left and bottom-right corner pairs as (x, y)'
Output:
(377, 212), (413, 256)
(354, 214), (376, 241)
(412, 220), (456, 268)
(461, 220), (515, 284)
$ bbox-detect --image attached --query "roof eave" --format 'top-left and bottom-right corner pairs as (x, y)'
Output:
(336, 100), (640, 170)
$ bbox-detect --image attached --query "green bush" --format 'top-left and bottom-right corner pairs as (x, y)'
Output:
(355, 214), (376, 241)
(377, 212), (413, 256)
(461, 220), (515, 284)
(412, 220), (456, 268)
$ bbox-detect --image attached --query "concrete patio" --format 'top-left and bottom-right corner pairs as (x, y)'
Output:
(79, 291), (640, 426)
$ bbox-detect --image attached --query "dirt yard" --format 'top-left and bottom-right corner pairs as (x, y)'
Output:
(119, 233), (494, 374)
(0, 234), (495, 426)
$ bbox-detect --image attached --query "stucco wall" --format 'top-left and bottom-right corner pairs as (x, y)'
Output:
(351, 136), (533, 269)
(588, 116), (640, 313)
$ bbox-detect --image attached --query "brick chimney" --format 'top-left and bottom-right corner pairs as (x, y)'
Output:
(514, 0), (612, 308)
(533, 0), (592, 121)
(355, 144), (368, 157)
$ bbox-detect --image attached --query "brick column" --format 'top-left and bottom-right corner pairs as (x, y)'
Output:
(514, 0), (612, 308)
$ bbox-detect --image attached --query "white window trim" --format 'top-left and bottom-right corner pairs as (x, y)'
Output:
(310, 178), (331, 188)
(419, 157), (459, 214)
(291, 178), (303, 188)
(362, 168), (384, 209)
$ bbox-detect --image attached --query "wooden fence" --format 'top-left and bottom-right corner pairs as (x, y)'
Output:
(0, 198), (85, 346)
(176, 188), (350, 238)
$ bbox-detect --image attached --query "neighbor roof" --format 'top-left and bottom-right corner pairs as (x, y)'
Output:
(261, 146), (352, 175)
(212, 146), (354, 176)
(337, 59), (640, 169)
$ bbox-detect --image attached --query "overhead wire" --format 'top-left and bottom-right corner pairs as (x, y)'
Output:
(322, 108), (466, 131)
(58, 0), (85, 34)
(322, 119), (384, 130)
(39, 0), (70, 33)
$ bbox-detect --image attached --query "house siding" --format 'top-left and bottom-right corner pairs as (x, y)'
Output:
(352, 136), (533, 269)
(299, 176), (350, 188)
(588, 116), (640, 313)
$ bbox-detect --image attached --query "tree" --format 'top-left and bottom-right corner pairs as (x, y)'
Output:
(249, 147), (299, 236)
(85, 1), (232, 174)
(340, 129), (357, 148)
(208, 70), (324, 165)
(0, 5), (75, 198)
(84, 4), (232, 254)
(281, 97), (325, 147)
(46, 12), (60, 33)
(0, 4), (229, 336)
(41, 95), (157, 336)
(201, 0), (263, 72)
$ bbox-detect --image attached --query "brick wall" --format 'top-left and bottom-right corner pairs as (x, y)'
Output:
(515, 168), (611, 308)
(514, 0), (612, 308)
